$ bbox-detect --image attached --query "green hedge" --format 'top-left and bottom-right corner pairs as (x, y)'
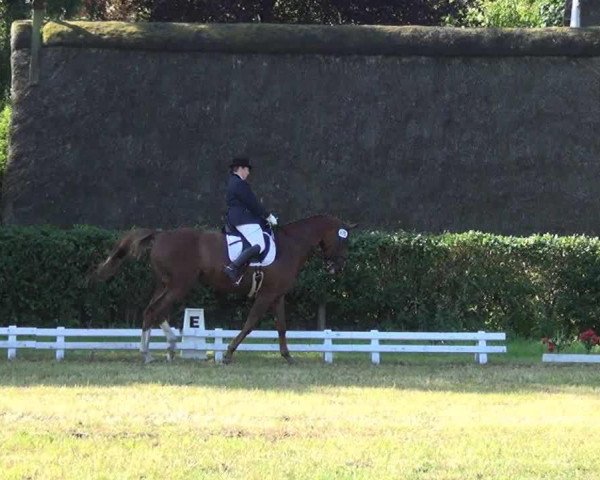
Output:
(1, 225), (600, 338)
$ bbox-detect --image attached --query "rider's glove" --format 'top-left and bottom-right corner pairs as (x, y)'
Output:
(267, 213), (278, 226)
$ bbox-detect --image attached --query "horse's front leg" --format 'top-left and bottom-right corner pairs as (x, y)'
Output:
(222, 295), (276, 365)
(273, 295), (293, 364)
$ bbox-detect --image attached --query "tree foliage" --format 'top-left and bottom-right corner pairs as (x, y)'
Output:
(0, 0), (83, 99)
(0, 1), (27, 100)
(77, 0), (472, 25)
(448, 0), (565, 27)
(0, 102), (10, 187)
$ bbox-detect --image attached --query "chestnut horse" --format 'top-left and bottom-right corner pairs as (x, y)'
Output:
(94, 215), (357, 364)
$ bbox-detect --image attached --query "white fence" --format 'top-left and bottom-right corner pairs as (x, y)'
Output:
(0, 319), (506, 365)
(183, 328), (506, 364)
(542, 353), (600, 364)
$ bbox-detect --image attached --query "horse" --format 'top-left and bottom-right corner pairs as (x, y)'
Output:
(93, 214), (357, 364)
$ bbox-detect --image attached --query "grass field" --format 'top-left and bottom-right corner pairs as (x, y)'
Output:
(1, 344), (600, 480)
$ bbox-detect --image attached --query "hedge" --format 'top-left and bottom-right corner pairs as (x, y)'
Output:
(1, 225), (600, 338)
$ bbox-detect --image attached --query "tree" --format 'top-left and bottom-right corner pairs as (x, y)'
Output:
(448, 0), (565, 28)
(73, 0), (472, 25)
(0, 1), (29, 100)
(0, 0), (85, 100)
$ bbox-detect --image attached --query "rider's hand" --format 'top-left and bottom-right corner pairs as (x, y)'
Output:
(267, 213), (278, 226)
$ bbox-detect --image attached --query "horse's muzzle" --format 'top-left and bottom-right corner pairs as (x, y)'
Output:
(325, 258), (345, 275)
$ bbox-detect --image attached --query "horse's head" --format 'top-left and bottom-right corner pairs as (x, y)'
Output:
(319, 220), (358, 274)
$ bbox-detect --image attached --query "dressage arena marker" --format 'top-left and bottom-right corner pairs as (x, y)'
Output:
(180, 308), (207, 360)
(1, 309), (506, 364)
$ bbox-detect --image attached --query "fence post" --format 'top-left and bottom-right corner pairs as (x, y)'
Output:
(56, 326), (65, 361)
(476, 331), (488, 365)
(370, 330), (380, 365)
(323, 329), (333, 364)
(7, 325), (17, 360)
(214, 328), (224, 363)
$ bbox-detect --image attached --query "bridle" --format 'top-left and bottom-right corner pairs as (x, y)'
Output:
(320, 226), (350, 271)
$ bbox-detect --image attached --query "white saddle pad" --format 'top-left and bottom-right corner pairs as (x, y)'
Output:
(226, 231), (276, 267)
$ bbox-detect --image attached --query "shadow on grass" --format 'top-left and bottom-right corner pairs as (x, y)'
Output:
(1, 349), (599, 393)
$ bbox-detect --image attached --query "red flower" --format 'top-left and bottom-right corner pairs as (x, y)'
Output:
(579, 329), (597, 342)
(579, 329), (599, 353)
(541, 337), (557, 352)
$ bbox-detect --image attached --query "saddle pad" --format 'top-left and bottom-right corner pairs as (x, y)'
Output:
(226, 231), (276, 267)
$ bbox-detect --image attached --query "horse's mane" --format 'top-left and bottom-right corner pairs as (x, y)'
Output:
(280, 214), (337, 232)
(277, 214), (339, 248)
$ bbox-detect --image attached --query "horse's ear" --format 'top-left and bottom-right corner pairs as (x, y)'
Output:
(346, 222), (358, 229)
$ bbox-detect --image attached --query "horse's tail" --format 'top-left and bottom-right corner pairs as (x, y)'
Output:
(92, 228), (156, 282)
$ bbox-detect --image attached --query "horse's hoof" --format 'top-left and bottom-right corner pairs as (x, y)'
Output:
(141, 353), (154, 365)
(166, 351), (175, 362)
(283, 354), (295, 365)
(222, 355), (232, 365)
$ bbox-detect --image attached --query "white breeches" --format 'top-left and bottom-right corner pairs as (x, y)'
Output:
(236, 224), (266, 253)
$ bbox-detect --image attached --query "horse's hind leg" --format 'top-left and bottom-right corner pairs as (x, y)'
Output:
(140, 284), (178, 364)
(140, 285), (168, 364)
(141, 285), (191, 364)
(160, 316), (178, 362)
(273, 296), (293, 364)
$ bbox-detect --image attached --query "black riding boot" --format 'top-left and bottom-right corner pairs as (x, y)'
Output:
(223, 244), (261, 283)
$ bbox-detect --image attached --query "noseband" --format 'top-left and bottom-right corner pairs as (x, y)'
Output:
(320, 227), (350, 267)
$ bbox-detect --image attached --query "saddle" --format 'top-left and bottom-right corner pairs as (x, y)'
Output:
(222, 223), (277, 267)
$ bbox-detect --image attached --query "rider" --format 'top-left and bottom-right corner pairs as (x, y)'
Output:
(223, 157), (278, 283)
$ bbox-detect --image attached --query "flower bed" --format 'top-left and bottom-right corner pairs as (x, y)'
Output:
(542, 329), (600, 363)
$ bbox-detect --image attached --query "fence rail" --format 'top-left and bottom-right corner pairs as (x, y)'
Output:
(0, 325), (506, 364)
(542, 353), (600, 364)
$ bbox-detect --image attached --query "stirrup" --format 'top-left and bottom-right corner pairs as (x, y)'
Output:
(223, 265), (243, 285)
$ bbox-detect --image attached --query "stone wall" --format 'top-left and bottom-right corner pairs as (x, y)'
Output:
(3, 21), (600, 234)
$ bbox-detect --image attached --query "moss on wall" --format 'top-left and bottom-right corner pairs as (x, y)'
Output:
(11, 20), (600, 56)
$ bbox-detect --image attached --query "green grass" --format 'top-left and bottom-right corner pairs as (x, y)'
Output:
(1, 344), (600, 480)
